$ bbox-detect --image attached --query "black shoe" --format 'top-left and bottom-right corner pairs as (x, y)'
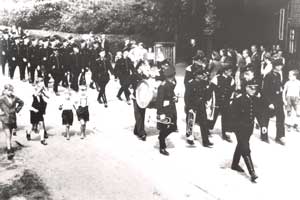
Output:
(12, 130), (17, 136)
(203, 142), (213, 148)
(222, 135), (232, 143)
(275, 138), (285, 145)
(41, 140), (48, 145)
(187, 139), (195, 145)
(7, 149), (14, 160)
(250, 173), (258, 183)
(26, 133), (31, 141)
(117, 96), (122, 101)
(139, 134), (147, 141)
(231, 165), (245, 172)
(44, 131), (48, 139)
(89, 83), (95, 89)
(159, 148), (169, 156)
(104, 104), (108, 108)
(261, 135), (269, 143)
(98, 98), (103, 104)
(203, 141), (213, 146)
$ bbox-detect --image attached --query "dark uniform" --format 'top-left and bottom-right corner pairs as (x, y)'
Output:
(28, 43), (40, 83)
(89, 45), (101, 88)
(261, 60), (285, 144)
(0, 33), (11, 75)
(209, 67), (235, 142)
(114, 56), (134, 101)
(49, 50), (63, 94)
(185, 69), (213, 147)
(40, 45), (53, 87)
(230, 80), (267, 182)
(9, 39), (20, 79)
(131, 61), (148, 141)
(69, 50), (82, 92)
(95, 56), (113, 107)
(61, 42), (72, 87)
(156, 67), (177, 156)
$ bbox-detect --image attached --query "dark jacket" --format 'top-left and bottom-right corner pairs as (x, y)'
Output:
(231, 93), (267, 133)
(156, 80), (177, 122)
(262, 70), (283, 105)
(0, 95), (24, 124)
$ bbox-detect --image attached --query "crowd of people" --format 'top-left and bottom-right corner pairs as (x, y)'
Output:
(0, 26), (299, 183)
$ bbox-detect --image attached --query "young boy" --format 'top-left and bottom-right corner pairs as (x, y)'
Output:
(0, 84), (24, 160)
(75, 85), (89, 139)
(283, 70), (300, 131)
(59, 91), (74, 140)
(26, 79), (48, 145)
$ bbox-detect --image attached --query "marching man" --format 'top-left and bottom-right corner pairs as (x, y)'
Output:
(230, 79), (267, 182)
(185, 68), (213, 147)
(156, 66), (177, 156)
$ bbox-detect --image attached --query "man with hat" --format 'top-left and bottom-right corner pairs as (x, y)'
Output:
(185, 67), (213, 147)
(156, 65), (177, 156)
(261, 59), (285, 145)
(230, 79), (267, 182)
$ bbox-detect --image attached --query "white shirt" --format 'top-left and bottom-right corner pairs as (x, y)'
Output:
(284, 79), (300, 97)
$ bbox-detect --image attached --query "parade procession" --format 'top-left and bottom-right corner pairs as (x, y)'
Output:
(1, 0), (300, 200)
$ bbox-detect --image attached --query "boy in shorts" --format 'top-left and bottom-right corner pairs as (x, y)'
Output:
(283, 70), (300, 131)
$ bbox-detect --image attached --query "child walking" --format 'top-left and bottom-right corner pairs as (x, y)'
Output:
(26, 78), (49, 145)
(59, 91), (74, 140)
(283, 69), (300, 131)
(0, 84), (24, 160)
(75, 85), (89, 139)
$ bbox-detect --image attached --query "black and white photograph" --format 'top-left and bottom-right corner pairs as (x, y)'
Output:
(0, 0), (299, 199)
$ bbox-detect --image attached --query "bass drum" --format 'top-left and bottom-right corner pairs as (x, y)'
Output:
(136, 78), (162, 109)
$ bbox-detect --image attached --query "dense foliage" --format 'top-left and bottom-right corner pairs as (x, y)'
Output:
(0, 0), (211, 40)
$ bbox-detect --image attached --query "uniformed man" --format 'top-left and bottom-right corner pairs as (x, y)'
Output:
(95, 51), (114, 107)
(156, 66), (177, 156)
(0, 30), (11, 75)
(61, 39), (72, 88)
(69, 44), (82, 92)
(209, 64), (235, 142)
(89, 41), (101, 89)
(49, 46), (63, 95)
(17, 37), (28, 81)
(131, 60), (149, 141)
(114, 51), (134, 104)
(185, 68), (213, 147)
(40, 38), (52, 87)
(230, 79), (267, 183)
(261, 59), (285, 145)
(28, 38), (40, 83)
(9, 37), (20, 79)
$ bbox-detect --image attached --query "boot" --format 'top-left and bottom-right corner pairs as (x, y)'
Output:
(243, 155), (258, 182)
